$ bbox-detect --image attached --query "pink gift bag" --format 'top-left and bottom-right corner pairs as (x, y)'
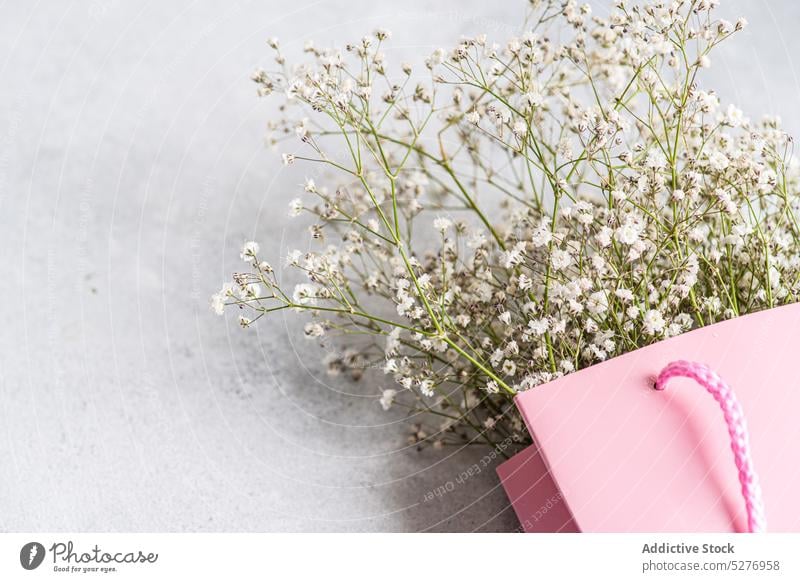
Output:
(497, 303), (800, 532)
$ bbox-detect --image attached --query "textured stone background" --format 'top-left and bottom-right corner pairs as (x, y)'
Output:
(1, 0), (798, 531)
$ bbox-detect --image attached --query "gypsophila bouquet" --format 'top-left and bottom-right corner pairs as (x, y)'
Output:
(213, 0), (800, 454)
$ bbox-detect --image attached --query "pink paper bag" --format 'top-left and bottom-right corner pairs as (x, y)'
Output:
(497, 303), (800, 532)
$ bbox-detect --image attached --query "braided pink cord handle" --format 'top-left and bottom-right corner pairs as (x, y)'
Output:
(654, 360), (766, 533)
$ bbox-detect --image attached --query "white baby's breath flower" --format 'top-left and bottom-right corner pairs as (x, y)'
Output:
(596, 226), (613, 248)
(293, 283), (317, 305)
(643, 309), (666, 335)
(304, 322), (325, 338)
(504, 340), (519, 356)
(503, 241), (527, 268)
(240, 282), (261, 299)
(379, 388), (397, 411)
(426, 47), (446, 67)
(611, 189), (627, 202)
(708, 150), (729, 171)
(527, 318), (549, 336)
(453, 313), (469, 328)
(418, 379), (435, 397)
(490, 348), (504, 367)
(714, 188), (737, 215)
(725, 104), (746, 128)
(615, 287), (634, 302)
(374, 28), (392, 40)
(695, 90), (719, 113)
(240, 241), (260, 263)
(550, 248), (573, 271)
(467, 231), (486, 249)
(523, 90), (543, 107)
(644, 149), (667, 169)
(614, 219), (642, 246)
(768, 265), (781, 290)
(396, 291), (414, 316)
(530, 224), (552, 247)
(288, 198), (303, 216)
(285, 249), (302, 266)
(210, 289), (227, 315)
(577, 213), (593, 227)
(587, 291), (608, 315)
(433, 216), (452, 232)
(559, 360), (574, 373)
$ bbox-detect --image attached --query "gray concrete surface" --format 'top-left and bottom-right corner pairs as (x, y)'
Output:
(1, 0), (799, 532)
